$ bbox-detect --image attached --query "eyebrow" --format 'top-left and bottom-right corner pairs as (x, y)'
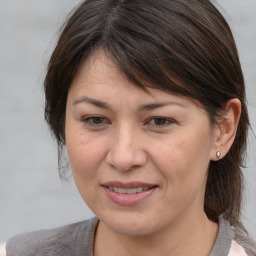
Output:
(73, 96), (112, 110)
(73, 96), (186, 111)
(138, 101), (186, 111)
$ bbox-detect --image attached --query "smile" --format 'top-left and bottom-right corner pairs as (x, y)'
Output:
(102, 182), (158, 206)
(107, 186), (151, 194)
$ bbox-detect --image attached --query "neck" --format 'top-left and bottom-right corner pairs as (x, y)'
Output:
(94, 212), (218, 256)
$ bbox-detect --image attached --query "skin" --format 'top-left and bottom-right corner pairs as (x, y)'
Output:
(65, 50), (241, 256)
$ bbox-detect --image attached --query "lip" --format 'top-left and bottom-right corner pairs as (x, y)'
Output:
(101, 181), (158, 206)
(102, 181), (157, 188)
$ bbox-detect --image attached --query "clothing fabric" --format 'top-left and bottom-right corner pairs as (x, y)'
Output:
(6, 217), (255, 256)
(0, 242), (6, 256)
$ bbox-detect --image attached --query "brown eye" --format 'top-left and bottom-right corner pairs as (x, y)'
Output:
(91, 116), (105, 124)
(82, 116), (109, 126)
(148, 117), (173, 126)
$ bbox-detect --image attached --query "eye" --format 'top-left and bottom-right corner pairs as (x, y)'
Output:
(147, 117), (173, 127)
(81, 116), (110, 127)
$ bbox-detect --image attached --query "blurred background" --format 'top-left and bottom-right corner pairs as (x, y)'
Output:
(0, 0), (255, 243)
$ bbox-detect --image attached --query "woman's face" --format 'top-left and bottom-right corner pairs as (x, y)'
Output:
(65, 51), (218, 236)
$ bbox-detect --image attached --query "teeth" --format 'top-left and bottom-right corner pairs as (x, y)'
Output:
(127, 188), (136, 194)
(118, 188), (127, 194)
(108, 186), (151, 194)
(136, 187), (143, 193)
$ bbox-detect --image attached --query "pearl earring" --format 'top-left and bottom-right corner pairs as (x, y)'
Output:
(216, 151), (221, 159)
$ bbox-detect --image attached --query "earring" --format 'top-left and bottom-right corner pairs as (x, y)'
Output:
(216, 151), (221, 159)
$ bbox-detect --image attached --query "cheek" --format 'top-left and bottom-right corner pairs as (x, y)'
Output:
(66, 134), (104, 205)
(65, 128), (103, 180)
(153, 132), (211, 188)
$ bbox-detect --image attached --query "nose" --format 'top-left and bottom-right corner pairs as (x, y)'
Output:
(106, 125), (147, 172)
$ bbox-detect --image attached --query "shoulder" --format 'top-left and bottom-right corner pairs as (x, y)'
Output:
(231, 223), (256, 256)
(210, 216), (256, 256)
(6, 217), (98, 256)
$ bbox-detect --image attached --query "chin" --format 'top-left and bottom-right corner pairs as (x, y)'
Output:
(98, 211), (161, 237)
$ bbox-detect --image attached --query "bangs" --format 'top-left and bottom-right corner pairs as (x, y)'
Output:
(94, 0), (230, 109)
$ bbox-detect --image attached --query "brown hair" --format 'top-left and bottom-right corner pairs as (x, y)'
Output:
(44, 0), (249, 227)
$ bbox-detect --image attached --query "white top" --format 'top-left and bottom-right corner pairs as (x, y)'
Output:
(0, 242), (6, 256)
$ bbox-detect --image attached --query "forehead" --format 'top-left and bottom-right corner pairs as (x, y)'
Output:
(71, 50), (125, 90)
(69, 50), (202, 108)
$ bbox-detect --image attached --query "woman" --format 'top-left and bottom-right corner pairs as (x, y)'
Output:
(7, 0), (256, 255)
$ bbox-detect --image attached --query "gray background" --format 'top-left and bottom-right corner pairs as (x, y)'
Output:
(0, 0), (255, 243)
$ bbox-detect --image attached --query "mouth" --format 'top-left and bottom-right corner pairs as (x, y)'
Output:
(105, 186), (155, 194)
(101, 182), (158, 206)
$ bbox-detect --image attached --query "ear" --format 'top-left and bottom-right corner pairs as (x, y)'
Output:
(210, 98), (241, 161)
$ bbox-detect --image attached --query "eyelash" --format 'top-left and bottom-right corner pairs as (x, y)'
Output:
(81, 116), (110, 127)
(146, 117), (174, 127)
(81, 116), (174, 128)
